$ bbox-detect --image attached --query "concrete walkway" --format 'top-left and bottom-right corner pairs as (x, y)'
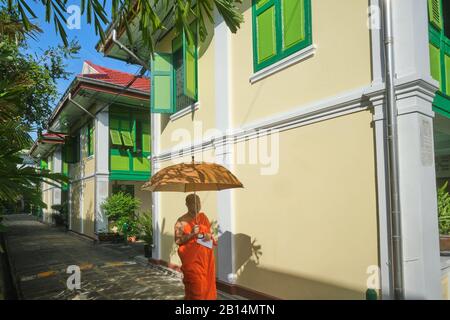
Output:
(3, 214), (234, 300)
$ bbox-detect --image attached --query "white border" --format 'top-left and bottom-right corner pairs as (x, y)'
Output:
(169, 102), (200, 121)
(249, 45), (316, 84)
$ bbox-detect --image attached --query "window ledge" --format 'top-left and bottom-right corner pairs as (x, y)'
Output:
(249, 44), (316, 84)
(170, 102), (200, 121)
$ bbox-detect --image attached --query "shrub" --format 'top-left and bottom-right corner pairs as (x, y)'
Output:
(438, 181), (450, 235)
(138, 211), (153, 245)
(101, 192), (141, 236)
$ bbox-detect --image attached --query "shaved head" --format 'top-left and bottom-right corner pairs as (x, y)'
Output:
(186, 193), (201, 213)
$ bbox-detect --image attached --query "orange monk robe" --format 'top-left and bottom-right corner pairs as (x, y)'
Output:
(177, 212), (218, 300)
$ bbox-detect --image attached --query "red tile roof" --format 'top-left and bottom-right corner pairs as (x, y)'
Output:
(79, 61), (150, 93)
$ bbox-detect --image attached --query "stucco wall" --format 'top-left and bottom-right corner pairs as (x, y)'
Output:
(70, 181), (82, 233)
(82, 178), (95, 238)
(232, 110), (378, 299)
(231, 0), (372, 127)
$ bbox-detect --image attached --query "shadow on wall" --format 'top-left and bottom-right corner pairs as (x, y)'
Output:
(220, 231), (365, 300)
(159, 220), (364, 299)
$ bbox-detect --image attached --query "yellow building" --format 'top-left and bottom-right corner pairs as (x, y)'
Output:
(30, 61), (152, 239)
(98, 0), (446, 299)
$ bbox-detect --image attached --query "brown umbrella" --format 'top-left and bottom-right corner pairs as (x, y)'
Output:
(142, 157), (244, 192)
(142, 156), (243, 224)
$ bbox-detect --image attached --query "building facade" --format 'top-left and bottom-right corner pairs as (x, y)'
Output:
(31, 62), (151, 238)
(98, 0), (448, 299)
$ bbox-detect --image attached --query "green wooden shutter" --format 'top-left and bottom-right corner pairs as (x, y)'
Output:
(122, 131), (134, 147)
(151, 53), (175, 113)
(281, 0), (305, 51)
(120, 119), (134, 147)
(110, 129), (122, 145)
(428, 0), (442, 30)
(183, 29), (198, 100)
(110, 117), (123, 146)
(40, 159), (48, 170)
(429, 44), (441, 84)
(254, 0), (278, 67)
(142, 122), (151, 153)
(88, 121), (95, 156)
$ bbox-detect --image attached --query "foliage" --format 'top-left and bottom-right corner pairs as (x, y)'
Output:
(137, 211), (153, 245)
(0, 35), (80, 130)
(438, 181), (450, 235)
(0, 120), (68, 208)
(101, 192), (141, 236)
(0, 6), (71, 212)
(4, 0), (244, 53)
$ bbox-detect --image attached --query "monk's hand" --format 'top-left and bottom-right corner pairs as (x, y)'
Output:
(191, 225), (200, 237)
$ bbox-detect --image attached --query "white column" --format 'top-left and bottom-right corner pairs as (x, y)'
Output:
(391, 0), (441, 299)
(215, 10), (235, 284)
(95, 109), (110, 233)
(52, 147), (62, 207)
(151, 112), (162, 259)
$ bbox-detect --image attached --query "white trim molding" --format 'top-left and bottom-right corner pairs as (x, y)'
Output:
(169, 102), (200, 121)
(249, 45), (316, 84)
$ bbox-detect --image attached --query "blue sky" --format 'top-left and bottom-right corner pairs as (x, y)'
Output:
(26, 1), (142, 139)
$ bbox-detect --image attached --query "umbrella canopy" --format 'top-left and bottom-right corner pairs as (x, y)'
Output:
(142, 160), (244, 192)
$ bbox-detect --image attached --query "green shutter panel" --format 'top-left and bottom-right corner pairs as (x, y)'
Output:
(281, 0), (305, 51)
(120, 119), (134, 147)
(428, 0), (442, 30)
(429, 44), (441, 84)
(183, 30), (198, 100)
(40, 159), (48, 170)
(142, 122), (151, 153)
(254, 0), (278, 66)
(151, 53), (175, 113)
(121, 131), (134, 147)
(89, 122), (95, 156)
(110, 129), (122, 145)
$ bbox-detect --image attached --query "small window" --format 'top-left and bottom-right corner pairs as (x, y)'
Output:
(252, 0), (312, 72)
(151, 22), (198, 114)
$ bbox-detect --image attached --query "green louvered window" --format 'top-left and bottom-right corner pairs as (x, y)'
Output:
(40, 158), (48, 170)
(252, 0), (312, 72)
(428, 0), (442, 30)
(151, 53), (174, 113)
(120, 120), (134, 148)
(88, 120), (95, 156)
(110, 117), (123, 146)
(109, 109), (151, 181)
(151, 23), (198, 114)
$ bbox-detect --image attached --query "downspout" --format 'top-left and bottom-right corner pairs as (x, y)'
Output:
(381, 0), (404, 300)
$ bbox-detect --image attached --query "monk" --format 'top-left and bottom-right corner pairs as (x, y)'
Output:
(174, 194), (217, 300)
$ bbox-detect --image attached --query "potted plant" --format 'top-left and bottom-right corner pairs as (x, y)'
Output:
(138, 211), (153, 258)
(51, 202), (69, 230)
(100, 192), (141, 244)
(438, 181), (450, 251)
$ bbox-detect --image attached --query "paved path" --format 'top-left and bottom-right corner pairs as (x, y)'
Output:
(3, 214), (232, 300)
